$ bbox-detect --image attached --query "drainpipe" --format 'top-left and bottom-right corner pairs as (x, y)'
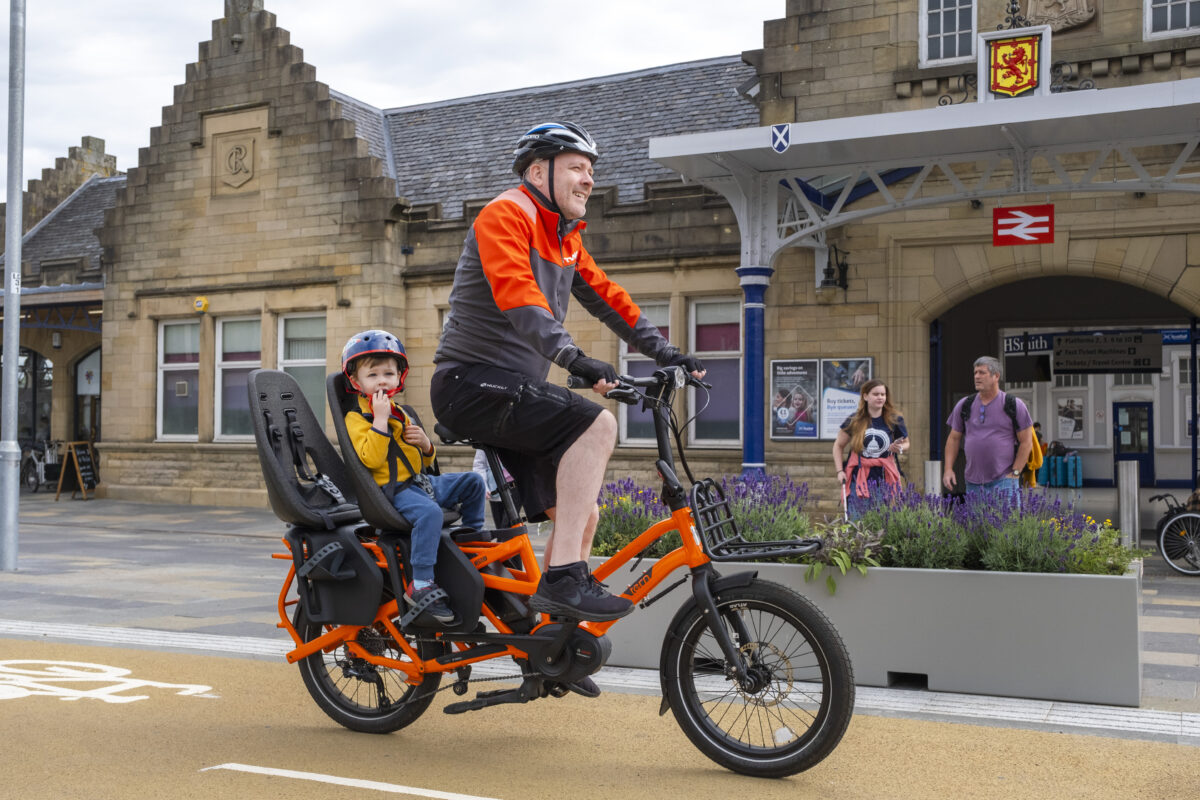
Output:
(737, 265), (773, 478)
(1192, 316), (1197, 491)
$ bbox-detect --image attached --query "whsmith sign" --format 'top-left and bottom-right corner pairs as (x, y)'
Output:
(1053, 333), (1163, 375)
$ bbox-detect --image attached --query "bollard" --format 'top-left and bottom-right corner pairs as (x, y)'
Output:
(1117, 461), (1140, 549)
(925, 460), (942, 496)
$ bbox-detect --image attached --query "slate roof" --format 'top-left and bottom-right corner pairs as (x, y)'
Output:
(376, 56), (758, 219)
(0, 175), (125, 274)
(330, 90), (394, 180)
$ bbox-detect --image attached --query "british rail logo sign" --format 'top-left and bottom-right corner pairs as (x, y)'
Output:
(989, 35), (1040, 97)
(993, 204), (1054, 246)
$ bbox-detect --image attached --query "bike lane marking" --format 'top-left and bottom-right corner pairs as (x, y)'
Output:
(202, 763), (506, 799)
(0, 659), (219, 702)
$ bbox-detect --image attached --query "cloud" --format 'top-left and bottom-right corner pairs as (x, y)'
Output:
(0, 0), (779, 186)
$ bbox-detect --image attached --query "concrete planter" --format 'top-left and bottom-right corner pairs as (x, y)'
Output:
(595, 557), (1143, 707)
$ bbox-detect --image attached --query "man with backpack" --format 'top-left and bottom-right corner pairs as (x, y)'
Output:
(942, 356), (1035, 495)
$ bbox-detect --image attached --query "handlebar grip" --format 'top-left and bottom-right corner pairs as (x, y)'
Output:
(566, 375), (590, 390)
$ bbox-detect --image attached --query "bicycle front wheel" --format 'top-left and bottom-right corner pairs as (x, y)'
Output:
(295, 609), (444, 734)
(1159, 512), (1200, 576)
(661, 579), (854, 778)
(21, 461), (38, 493)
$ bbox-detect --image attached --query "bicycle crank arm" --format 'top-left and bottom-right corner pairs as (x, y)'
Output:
(442, 675), (542, 715)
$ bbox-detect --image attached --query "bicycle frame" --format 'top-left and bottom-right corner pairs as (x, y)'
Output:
(273, 366), (809, 686)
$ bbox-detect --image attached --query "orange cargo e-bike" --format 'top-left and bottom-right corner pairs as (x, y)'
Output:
(248, 365), (854, 778)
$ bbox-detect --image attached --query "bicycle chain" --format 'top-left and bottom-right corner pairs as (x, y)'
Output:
(434, 670), (537, 694)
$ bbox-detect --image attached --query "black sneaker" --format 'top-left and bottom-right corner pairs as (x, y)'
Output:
(405, 582), (457, 624)
(529, 562), (633, 622)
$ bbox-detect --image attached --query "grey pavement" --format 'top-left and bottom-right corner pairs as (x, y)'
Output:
(2, 489), (1199, 745)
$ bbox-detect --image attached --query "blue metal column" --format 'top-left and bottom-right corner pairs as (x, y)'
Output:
(737, 265), (773, 477)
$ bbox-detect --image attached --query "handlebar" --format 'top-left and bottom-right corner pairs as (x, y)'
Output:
(566, 367), (711, 403)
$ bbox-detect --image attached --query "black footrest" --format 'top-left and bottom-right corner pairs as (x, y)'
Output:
(443, 683), (534, 715)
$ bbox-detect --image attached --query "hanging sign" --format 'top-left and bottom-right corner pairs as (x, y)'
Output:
(993, 204), (1054, 245)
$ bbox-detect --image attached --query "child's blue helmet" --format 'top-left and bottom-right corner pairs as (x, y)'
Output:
(341, 329), (408, 394)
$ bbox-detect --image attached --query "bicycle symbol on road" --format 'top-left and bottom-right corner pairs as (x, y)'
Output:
(0, 660), (218, 704)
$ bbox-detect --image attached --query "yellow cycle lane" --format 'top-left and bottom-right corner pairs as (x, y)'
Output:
(0, 638), (1192, 800)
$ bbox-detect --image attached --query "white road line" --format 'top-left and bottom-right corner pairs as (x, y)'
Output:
(201, 763), (505, 799)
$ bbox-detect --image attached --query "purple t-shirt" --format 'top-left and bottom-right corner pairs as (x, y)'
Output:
(947, 391), (1033, 484)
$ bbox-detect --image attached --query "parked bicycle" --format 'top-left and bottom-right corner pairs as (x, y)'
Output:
(250, 365), (854, 778)
(19, 438), (60, 493)
(1150, 493), (1200, 576)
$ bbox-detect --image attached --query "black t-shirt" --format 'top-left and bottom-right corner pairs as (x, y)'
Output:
(841, 414), (907, 485)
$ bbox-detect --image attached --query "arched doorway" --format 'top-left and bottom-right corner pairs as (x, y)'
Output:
(74, 347), (101, 441)
(0, 347), (53, 443)
(933, 277), (1193, 488)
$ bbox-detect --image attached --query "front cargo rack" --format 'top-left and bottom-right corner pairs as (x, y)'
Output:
(689, 478), (824, 562)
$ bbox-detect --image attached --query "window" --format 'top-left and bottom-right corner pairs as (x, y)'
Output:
(216, 317), (261, 438)
(158, 321), (200, 440)
(1147, 0), (1200, 37)
(1114, 372), (1153, 387)
(618, 301), (670, 444)
(921, 0), (975, 65)
(689, 299), (742, 445)
(280, 314), (327, 422)
(1055, 373), (1088, 388)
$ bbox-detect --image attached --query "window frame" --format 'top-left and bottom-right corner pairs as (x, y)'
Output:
(214, 315), (262, 441)
(919, 0), (977, 67)
(277, 312), (328, 424)
(617, 300), (671, 447)
(157, 320), (201, 442)
(1144, 0), (1200, 40)
(687, 297), (743, 449)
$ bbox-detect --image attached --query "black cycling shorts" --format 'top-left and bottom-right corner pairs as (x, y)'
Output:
(431, 363), (603, 522)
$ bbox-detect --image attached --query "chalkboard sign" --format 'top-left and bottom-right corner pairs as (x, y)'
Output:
(56, 441), (98, 501)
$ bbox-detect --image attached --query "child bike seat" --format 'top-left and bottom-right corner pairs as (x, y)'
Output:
(248, 369), (361, 530)
(325, 372), (460, 533)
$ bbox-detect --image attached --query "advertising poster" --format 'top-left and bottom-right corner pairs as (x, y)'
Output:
(1057, 396), (1084, 440)
(770, 360), (819, 440)
(820, 358), (873, 439)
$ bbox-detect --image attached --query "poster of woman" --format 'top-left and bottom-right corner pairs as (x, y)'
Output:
(820, 358), (873, 439)
(770, 360), (820, 439)
(1057, 397), (1084, 440)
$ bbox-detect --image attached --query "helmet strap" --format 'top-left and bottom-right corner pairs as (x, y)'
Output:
(522, 176), (558, 216)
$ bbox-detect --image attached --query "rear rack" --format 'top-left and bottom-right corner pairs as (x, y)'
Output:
(689, 479), (823, 562)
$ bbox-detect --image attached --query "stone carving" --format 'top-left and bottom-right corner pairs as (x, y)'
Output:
(213, 132), (257, 195)
(1024, 0), (1095, 32)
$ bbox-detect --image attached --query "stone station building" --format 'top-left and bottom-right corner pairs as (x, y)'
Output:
(1, 0), (1199, 512)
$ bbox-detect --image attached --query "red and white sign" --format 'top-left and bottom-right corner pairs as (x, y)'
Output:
(993, 204), (1054, 246)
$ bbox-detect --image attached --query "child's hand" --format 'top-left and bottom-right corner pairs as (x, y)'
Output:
(403, 423), (432, 455)
(370, 389), (391, 430)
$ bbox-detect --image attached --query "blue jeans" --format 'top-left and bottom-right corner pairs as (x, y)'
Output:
(390, 471), (486, 582)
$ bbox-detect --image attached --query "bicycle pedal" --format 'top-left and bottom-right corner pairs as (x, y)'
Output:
(443, 686), (530, 715)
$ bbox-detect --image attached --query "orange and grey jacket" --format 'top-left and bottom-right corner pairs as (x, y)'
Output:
(434, 185), (678, 379)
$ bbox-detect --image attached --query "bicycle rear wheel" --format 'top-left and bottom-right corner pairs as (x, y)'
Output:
(1159, 512), (1200, 576)
(21, 461), (38, 493)
(295, 609), (444, 734)
(661, 579), (854, 778)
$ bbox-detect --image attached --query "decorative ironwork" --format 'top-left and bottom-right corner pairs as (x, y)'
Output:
(1050, 60), (1096, 93)
(938, 72), (978, 105)
(997, 0), (1030, 30)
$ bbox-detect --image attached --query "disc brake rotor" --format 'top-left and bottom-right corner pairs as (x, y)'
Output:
(737, 641), (792, 707)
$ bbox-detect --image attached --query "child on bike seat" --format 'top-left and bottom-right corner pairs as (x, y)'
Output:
(341, 329), (487, 626)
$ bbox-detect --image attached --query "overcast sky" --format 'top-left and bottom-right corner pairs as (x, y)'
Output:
(0, 1), (782, 187)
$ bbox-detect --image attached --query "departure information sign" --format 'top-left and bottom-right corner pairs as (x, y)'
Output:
(1053, 333), (1162, 374)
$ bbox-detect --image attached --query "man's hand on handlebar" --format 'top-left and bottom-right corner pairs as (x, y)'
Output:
(667, 351), (707, 381)
(567, 352), (619, 394)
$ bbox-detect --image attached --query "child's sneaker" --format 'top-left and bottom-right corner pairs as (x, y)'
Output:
(404, 582), (457, 624)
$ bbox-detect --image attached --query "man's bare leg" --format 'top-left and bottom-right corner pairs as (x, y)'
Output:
(544, 410), (616, 568)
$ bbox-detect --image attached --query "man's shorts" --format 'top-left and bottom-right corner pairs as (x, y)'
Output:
(431, 363), (603, 522)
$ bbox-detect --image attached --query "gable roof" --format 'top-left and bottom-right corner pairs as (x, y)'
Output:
(376, 56), (758, 219)
(0, 174), (126, 273)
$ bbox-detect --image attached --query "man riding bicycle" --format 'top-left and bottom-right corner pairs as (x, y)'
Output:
(431, 121), (705, 624)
